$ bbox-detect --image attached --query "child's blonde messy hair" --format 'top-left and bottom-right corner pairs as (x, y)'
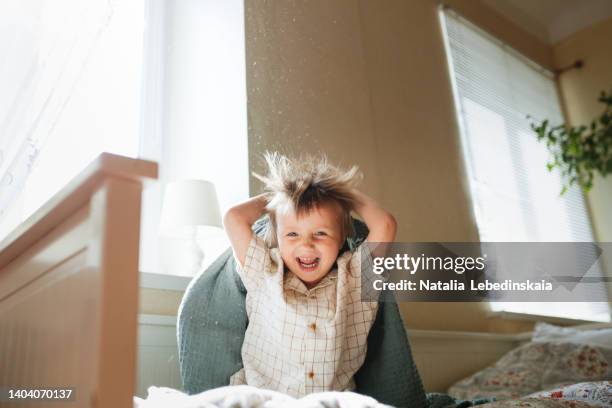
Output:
(254, 152), (362, 247)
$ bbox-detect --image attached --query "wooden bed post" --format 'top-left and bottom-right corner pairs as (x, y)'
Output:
(88, 177), (143, 408)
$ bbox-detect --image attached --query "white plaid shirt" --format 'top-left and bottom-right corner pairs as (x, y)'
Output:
(229, 235), (378, 397)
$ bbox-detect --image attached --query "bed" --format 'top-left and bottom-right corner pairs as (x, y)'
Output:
(444, 322), (612, 407)
(134, 322), (612, 408)
(0, 153), (157, 408)
(2, 152), (610, 408)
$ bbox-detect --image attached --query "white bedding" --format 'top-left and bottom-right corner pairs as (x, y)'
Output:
(133, 385), (394, 408)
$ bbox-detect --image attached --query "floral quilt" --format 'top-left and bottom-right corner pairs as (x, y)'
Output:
(448, 341), (612, 401)
(527, 381), (612, 407)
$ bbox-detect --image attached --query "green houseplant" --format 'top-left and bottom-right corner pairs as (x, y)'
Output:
(529, 90), (612, 195)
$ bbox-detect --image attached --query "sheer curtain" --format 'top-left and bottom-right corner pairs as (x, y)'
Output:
(440, 7), (610, 322)
(0, 0), (250, 277)
(0, 0), (144, 240)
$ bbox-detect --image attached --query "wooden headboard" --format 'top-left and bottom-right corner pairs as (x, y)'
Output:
(0, 153), (157, 408)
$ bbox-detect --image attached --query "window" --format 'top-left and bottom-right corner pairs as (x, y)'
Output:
(0, 0), (145, 239)
(138, 0), (249, 275)
(440, 8), (609, 322)
(0, 0), (249, 279)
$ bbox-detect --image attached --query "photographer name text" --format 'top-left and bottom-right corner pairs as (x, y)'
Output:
(372, 279), (553, 291)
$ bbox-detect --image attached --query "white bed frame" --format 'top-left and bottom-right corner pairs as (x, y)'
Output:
(0, 153), (156, 408)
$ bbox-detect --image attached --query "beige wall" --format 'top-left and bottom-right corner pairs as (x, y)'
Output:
(244, 0), (553, 332)
(553, 17), (612, 243)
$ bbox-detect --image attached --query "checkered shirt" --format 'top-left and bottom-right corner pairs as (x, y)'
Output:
(229, 235), (378, 397)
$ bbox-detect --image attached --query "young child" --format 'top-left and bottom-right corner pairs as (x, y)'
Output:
(223, 152), (397, 397)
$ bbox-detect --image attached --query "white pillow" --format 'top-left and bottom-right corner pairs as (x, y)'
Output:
(532, 322), (612, 348)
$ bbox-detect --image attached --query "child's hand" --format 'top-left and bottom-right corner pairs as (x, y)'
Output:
(223, 194), (269, 267)
(351, 189), (397, 248)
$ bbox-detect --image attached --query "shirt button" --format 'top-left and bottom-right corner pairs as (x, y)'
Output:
(309, 322), (317, 331)
(308, 371), (315, 379)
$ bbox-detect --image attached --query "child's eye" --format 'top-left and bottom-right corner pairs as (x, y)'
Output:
(286, 232), (298, 237)
(315, 231), (327, 236)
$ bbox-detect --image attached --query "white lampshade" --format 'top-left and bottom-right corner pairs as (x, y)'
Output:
(159, 179), (223, 236)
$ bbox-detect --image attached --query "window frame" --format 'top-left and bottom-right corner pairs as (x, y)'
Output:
(438, 6), (610, 323)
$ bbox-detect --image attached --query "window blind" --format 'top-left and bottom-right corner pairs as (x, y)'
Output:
(440, 8), (609, 322)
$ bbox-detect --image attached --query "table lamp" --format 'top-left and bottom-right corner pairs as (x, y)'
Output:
(159, 179), (223, 276)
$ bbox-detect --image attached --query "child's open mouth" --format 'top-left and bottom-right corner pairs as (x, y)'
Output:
(296, 257), (320, 272)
